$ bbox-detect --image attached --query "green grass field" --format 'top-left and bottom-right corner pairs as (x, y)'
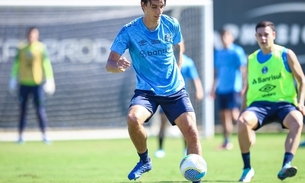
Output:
(0, 133), (305, 183)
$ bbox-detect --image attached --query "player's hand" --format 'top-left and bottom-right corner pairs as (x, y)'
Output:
(117, 57), (131, 72)
(209, 91), (216, 99)
(43, 78), (56, 96)
(297, 104), (305, 115)
(8, 77), (18, 96)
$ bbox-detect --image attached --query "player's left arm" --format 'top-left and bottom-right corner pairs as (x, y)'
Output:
(287, 49), (305, 114)
(42, 46), (54, 80)
(175, 41), (184, 69)
(42, 46), (56, 95)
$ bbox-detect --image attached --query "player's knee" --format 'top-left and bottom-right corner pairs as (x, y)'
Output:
(237, 116), (250, 131)
(127, 112), (143, 127)
(287, 119), (303, 131)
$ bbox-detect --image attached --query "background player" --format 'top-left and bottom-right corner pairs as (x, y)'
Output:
(9, 27), (55, 144)
(210, 29), (247, 150)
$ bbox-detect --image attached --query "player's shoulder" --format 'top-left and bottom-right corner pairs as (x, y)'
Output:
(248, 49), (260, 59)
(160, 14), (180, 26)
(121, 17), (141, 32)
(273, 44), (287, 52)
(18, 41), (27, 50)
(232, 43), (245, 52)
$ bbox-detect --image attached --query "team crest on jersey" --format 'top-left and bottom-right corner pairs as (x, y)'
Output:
(262, 66), (268, 74)
(164, 33), (173, 42)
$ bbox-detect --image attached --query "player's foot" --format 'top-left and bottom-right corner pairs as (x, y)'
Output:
(239, 167), (254, 182)
(277, 164), (297, 180)
(192, 181), (201, 183)
(154, 149), (165, 158)
(128, 159), (152, 180)
(217, 142), (233, 150)
(299, 141), (305, 147)
(43, 138), (52, 145)
(16, 138), (25, 144)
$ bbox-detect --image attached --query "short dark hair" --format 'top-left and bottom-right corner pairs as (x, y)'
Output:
(27, 26), (38, 34)
(255, 21), (275, 32)
(220, 28), (231, 36)
(141, 0), (166, 6)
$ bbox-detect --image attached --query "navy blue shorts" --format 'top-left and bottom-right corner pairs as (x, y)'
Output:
(216, 92), (241, 110)
(245, 101), (298, 130)
(129, 88), (194, 125)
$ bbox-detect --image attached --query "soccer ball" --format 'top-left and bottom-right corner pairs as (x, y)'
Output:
(179, 154), (207, 181)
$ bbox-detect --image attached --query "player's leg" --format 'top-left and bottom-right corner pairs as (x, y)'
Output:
(127, 105), (151, 153)
(237, 110), (259, 182)
(218, 93), (236, 150)
(155, 108), (167, 158)
(17, 85), (30, 143)
(219, 109), (234, 149)
(33, 85), (49, 143)
(175, 112), (204, 183)
(175, 111), (201, 156)
(277, 108), (303, 180)
(127, 90), (156, 180)
(160, 89), (201, 155)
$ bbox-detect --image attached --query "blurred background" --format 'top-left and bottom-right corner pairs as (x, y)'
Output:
(0, 0), (304, 141)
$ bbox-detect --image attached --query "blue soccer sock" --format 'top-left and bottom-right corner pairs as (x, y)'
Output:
(242, 152), (251, 169)
(282, 152), (294, 167)
(138, 150), (150, 163)
(224, 138), (230, 145)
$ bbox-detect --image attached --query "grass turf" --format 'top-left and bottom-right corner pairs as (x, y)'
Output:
(0, 133), (305, 183)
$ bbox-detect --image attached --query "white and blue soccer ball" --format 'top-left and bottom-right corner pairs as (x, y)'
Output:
(179, 154), (207, 181)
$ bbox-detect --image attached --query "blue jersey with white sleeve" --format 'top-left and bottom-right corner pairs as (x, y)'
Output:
(110, 14), (185, 96)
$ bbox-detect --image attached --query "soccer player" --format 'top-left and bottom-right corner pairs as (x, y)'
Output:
(238, 21), (305, 182)
(155, 42), (204, 158)
(9, 27), (55, 144)
(210, 29), (247, 150)
(105, 0), (202, 182)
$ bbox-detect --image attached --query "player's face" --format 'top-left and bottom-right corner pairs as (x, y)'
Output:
(255, 26), (275, 50)
(28, 29), (39, 44)
(221, 31), (234, 48)
(142, 0), (164, 23)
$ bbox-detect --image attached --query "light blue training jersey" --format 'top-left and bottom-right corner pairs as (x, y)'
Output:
(181, 54), (199, 91)
(110, 14), (185, 96)
(214, 43), (247, 94)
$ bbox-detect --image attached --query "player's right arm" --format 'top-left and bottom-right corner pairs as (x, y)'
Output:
(240, 60), (249, 113)
(106, 51), (131, 73)
(8, 50), (20, 93)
